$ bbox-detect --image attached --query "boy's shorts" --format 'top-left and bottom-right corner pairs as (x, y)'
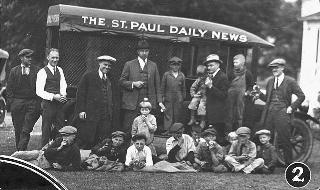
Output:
(188, 97), (206, 116)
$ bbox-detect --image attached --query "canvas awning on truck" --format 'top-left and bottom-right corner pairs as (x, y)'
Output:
(47, 4), (274, 47)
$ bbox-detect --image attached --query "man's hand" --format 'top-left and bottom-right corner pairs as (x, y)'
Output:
(177, 137), (184, 147)
(53, 94), (67, 103)
(79, 112), (86, 120)
(52, 163), (63, 170)
(286, 106), (293, 114)
(159, 102), (166, 112)
(132, 81), (145, 88)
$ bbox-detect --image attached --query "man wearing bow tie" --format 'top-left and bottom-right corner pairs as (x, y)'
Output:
(75, 55), (116, 149)
(258, 58), (305, 166)
(36, 48), (68, 146)
(7, 49), (41, 150)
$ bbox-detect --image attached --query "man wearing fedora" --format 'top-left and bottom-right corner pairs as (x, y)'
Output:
(7, 49), (41, 150)
(203, 54), (229, 145)
(257, 58), (305, 166)
(119, 39), (162, 134)
(75, 55), (116, 149)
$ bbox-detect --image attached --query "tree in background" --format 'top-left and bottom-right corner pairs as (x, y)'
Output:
(0, 0), (302, 79)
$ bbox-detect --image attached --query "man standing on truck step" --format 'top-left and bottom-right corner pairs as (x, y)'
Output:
(257, 58), (305, 166)
(36, 48), (68, 146)
(119, 39), (164, 135)
(75, 55), (116, 149)
(7, 49), (41, 150)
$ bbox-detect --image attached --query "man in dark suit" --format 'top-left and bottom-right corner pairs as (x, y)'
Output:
(258, 58), (305, 165)
(204, 54), (229, 145)
(119, 39), (163, 134)
(75, 55), (116, 149)
(7, 49), (41, 150)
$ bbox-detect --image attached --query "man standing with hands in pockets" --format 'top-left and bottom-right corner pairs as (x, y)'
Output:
(36, 48), (68, 146)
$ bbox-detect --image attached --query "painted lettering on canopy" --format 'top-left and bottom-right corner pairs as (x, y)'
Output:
(81, 16), (248, 43)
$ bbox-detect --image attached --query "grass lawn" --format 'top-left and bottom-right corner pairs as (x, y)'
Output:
(1, 115), (320, 190)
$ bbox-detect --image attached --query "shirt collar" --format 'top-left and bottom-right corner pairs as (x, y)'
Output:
(21, 64), (30, 68)
(47, 64), (56, 71)
(211, 68), (220, 78)
(277, 73), (284, 81)
(138, 56), (147, 64)
(98, 69), (103, 79)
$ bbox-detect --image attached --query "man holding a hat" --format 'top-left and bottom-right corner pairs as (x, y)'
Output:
(7, 49), (41, 150)
(160, 56), (186, 133)
(203, 54), (229, 144)
(75, 55), (116, 149)
(257, 58), (305, 165)
(36, 48), (68, 146)
(119, 39), (162, 134)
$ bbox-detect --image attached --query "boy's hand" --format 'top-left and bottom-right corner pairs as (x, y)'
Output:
(199, 161), (207, 167)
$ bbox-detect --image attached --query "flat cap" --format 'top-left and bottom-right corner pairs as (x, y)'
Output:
(111, 131), (126, 138)
(255, 129), (271, 136)
(268, 58), (286, 67)
(191, 125), (202, 133)
(97, 55), (116, 62)
(203, 54), (223, 65)
(202, 128), (217, 137)
(168, 56), (182, 65)
(169, 123), (184, 133)
(59, 126), (77, 135)
(137, 39), (150, 50)
(18, 49), (34, 57)
(236, 127), (251, 135)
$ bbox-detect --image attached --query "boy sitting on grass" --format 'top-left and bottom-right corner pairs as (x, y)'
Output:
(125, 133), (153, 171)
(224, 127), (258, 173)
(244, 129), (277, 174)
(83, 131), (127, 171)
(194, 128), (227, 172)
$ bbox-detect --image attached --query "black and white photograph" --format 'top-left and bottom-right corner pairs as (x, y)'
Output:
(0, 0), (320, 189)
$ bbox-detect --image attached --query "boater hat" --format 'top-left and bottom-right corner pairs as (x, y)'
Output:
(97, 55), (116, 62)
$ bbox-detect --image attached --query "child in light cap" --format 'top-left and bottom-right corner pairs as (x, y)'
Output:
(224, 127), (258, 173)
(224, 131), (238, 155)
(131, 98), (157, 156)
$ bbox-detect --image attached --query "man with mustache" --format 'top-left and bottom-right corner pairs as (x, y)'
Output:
(75, 55), (116, 149)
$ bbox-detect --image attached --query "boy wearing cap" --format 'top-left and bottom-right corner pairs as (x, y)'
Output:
(36, 48), (68, 147)
(119, 39), (162, 135)
(83, 131), (127, 171)
(75, 55), (116, 149)
(194, 128), (227, 172)
(125, 134), (153, 171)
(256, 58), (305, 165)
(248, 129), (278, 174)
(7, 49), (41, 150)
(225, 127), (258, 173)
(160, 57), (186, 133)
(225, 54), (254, 133)
(132, 98), (157, 156)
(203, 54), (229, 144)
(166, 123), (196, 165)
(187, 65), (207, 128)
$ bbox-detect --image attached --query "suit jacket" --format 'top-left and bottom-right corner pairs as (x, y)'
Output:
(7, 64), (40, 104)
(206, 70), (229, 123)
(75, 71), (113, 121)
(260, 75), (305, 124)
(119, 58), (161, 110)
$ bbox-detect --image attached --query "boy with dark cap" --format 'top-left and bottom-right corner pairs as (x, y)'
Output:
(224, 127), (257, 173)
(7, 49), (41, 150)
(160, 57), (186, 134)
(119, 39), (163, 134)
(83, 131), (127, 171)
(194, 128), (227, 172)
(166, 123), (196, 165)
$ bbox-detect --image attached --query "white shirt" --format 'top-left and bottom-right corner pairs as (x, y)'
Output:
(98, 69), (107, 80)
(36, 64), (67, 101)
(206, 68), (221, 88)
(138, 56), (147, 70)
(172, 71), (179, 78)
(274, 73), (284, 89)
(21, 64), (30, 75)
(125, 144), (153, 166)
(166, 134), (196, 161)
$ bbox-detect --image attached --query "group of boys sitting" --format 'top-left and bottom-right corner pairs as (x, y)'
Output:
(11, 122), (277, 174)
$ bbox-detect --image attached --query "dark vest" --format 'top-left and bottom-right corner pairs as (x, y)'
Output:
(15, 74), (35, 99)
(100, 77), (112, 118)
(44, 66), (61, 94)
(270, 83), (286, 108)
(139, 64), (148, 89)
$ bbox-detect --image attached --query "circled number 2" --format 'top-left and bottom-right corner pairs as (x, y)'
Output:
(292, 167), (304, 182)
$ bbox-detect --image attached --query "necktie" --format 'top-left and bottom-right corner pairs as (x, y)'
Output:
(103, 74), (107, 81)
(22, 66), (26, 75)
(275, 77), (278, 89)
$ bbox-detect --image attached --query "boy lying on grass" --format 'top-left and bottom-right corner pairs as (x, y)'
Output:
(82, 131), (127, 171)
(11, 126), (81, 171)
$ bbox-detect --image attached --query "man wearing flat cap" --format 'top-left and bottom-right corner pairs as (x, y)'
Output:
(119, 39), (162, 134)
(256, 58), (305, 165)
(203, 54), (229, 145)
(160, 56), (186, 133)
(36, 48), (68, 146)
(75, 55), (116, 149)
(7, 49), (41, 150)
